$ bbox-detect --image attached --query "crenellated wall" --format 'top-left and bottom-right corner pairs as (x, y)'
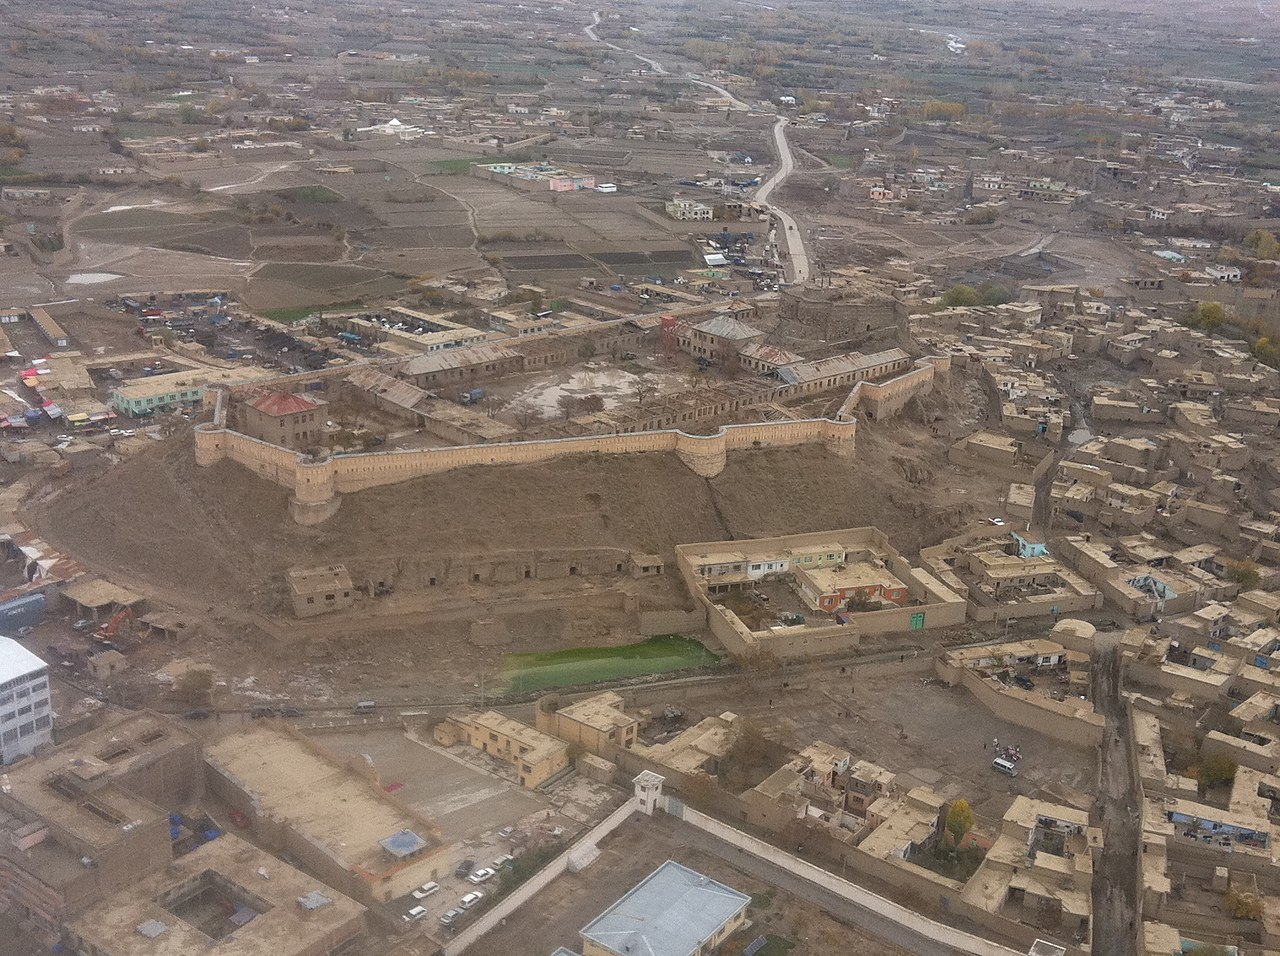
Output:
(837, 355), (950, 423)
(195, 416), (856, 524)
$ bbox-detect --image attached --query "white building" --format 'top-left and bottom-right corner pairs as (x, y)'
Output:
(0, 637), (52, 764)
(665, 198), (713, 221)
(1205, 265), (1242, 283)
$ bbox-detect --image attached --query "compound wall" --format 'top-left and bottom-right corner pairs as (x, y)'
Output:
(195, 417), (856, 524)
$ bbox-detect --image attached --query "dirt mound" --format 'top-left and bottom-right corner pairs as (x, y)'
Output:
(27, 418), (982, 617)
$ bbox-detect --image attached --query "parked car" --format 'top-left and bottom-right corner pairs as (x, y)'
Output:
(439, 908), (462, 926)
(15, 626), (34, 638)
(411, 881), (439, 900)
(250, 706), (277, 719)
(454, 859), (475, 878)
(55, 434), (73, 444)
(459, 891), (484, 909)
(988, 517), (1006, 526)
(280, 707), (304, 717)
(72, 619), (96, 631)
(403, 906), (428, 923)
(467, 867), (496, 885)
(492, 854), (514, 869)
(183, 709), (211, 720)
(1013, 675), (1035, 690)
(497, 825), (515, 839)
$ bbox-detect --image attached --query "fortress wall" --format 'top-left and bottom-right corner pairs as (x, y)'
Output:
(195, 417), (856, 523)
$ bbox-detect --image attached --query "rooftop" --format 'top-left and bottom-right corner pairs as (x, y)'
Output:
(247, 391), (325, 417)
(0, 635), (48, 681)
(580, 860), (750, 956)
(65, 833), (366, 956)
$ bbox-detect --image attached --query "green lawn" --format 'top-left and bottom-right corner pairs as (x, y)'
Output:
(0, 165), (32, 181)
(823, 154), (862, 169)
(501, 635), (719, 694)
(260, 301), (363, 324)
(275, 185), (344, 203)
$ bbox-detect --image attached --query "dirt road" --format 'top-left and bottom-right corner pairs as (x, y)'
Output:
(1090, 636), (1141, 956)
(756, 117), (811, 283)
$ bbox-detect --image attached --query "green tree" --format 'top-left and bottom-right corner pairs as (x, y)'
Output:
(174, 668), (214, 706)
(1244, 229), (1280, 259)
(1197, 753), (1238, 794)
(1225, 559), (1262, 591)
(946, 798), (975, 847)
(1189, 302), (1228, 331)
(941, 284), (980, 307)
(980, 284), (1013, 305)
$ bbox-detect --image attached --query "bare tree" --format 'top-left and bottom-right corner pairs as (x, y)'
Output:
(579, 394), (605, 414)
(557, 394), (579, 419)
(633, 376), (656, 407)
(513, 404), (544, 430)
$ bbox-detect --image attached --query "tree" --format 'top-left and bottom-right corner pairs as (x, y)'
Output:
(941, 284), (980, 307)
(1244, 228), (1280, 260)
(633, 376), (656, 407)
(979, 284), (1013, 305)
(1197, 752), (1237, 793)
(1225, 559), (1262, 591)
(557, 394), (579, 420)
(512, 405), (544, 430)
(946, 798), (975, 847)
(577, 341), (596, 361)
(174, 668), (214, 706)
(1225, 886), (1263, 920)
(1189, 302), (1228, 331)
(578, 394), (605, 414)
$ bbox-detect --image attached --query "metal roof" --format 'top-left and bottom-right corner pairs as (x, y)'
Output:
(379, 829), (428, 858)
(690, 315), (762, 341)
(0, 636), (48, 681)
(580, 860), (750, 956)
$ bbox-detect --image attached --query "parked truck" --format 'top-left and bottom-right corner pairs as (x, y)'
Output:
(460, 388), (485, 405)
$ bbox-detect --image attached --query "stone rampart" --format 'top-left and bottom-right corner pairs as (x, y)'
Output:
(195, 417), (855, 524)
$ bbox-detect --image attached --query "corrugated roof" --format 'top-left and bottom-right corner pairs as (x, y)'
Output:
(691, 315), (763, 341)
(402, 344), (519, 377)
(777, 347), (909, 385)
(249, 391), (324, 417)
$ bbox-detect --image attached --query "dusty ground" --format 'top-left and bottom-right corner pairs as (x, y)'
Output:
(24, 368), (1003, 702)
(464, 814), (915, 956)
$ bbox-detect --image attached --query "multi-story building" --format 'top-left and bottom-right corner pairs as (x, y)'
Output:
(236, 391), (327, 449)
(0, 636), (52, 763)
(434, 710), (569, 788)
(535, 691), (638, 754)
(111, 368), (273, 418)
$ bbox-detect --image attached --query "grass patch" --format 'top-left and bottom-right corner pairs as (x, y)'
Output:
(259, 301), (364, 324)
(823, 154), (862, 169)
(431, 153), (530, 175)
(908, 845), (987, 882)
(0, 165), (31, 181)
(502, 635), (719, 693)
(275, 185), (343, 204)
(756, 938), (797, 956)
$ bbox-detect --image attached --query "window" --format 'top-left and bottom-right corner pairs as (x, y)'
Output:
(17, 704), (31, 717)
(489, 733), (498, 742)
(1, 728), (15, 744)
(306, 596), (315, 605)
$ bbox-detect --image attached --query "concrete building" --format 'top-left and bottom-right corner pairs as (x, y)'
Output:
(64, 833), (367, 956)
(0, 636), (52, 763)
(0, 712), (202, 945)
(111, 368), (274, 418)
(664, 198), (714, 221)
(579, 860), (750, 956)
(434, 710), (569, 788)
(285, 566), (355, 619)
(236, 391), (327, 449)
(677, 315), (764, 364)
(204, 726), (447, 905)
(535, 691), (639, 754)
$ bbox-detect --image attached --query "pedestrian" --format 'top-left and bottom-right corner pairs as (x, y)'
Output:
(983, 741), (987, 750)
(899, 654), (904, 663)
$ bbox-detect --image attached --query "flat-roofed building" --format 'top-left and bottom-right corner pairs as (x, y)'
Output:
(285, 566), (355, 619)
(64, 833), (366, 956)
(580, 860), (750, 956)
(204, 726), (446, 905)
(434, 710), (569, 788)
(0, 635), (53, 763)
(0, 712), (202, 945)
(535, 691), (638, 755)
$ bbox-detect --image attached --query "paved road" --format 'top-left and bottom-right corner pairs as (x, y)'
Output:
(1090, 637), (1141, 956)
(755, 116), (811, 283)
(582, 9), (809, 283)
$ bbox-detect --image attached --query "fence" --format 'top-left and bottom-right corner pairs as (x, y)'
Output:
(665, 799), (1029, 956)
(443, 797), (639, 955)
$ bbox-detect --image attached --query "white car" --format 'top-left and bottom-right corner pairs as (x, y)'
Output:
(467, 867), (496, 885)
(459, 891), (484, 909)
(439, 908), (462, 926)
(411, 881), (439, 900)
(988, 517), (1006, 526)
(55, 434), (73, 443)
(403, 906), (428, 922)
